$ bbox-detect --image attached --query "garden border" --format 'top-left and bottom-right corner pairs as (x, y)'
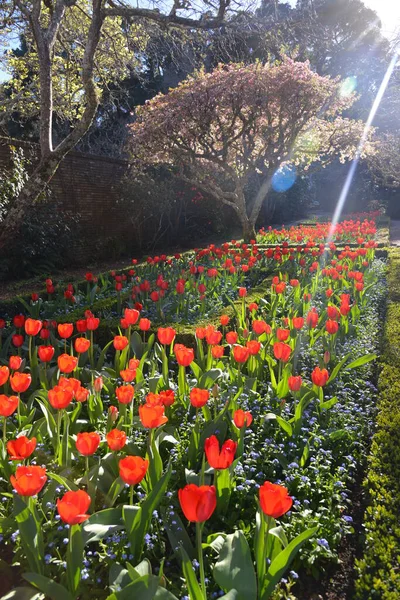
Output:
(355, 247), (400, 599)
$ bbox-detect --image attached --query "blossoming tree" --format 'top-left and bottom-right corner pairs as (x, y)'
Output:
(128, 59), (370, 240)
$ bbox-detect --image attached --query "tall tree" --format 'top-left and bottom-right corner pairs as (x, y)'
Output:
(0, 0), (244, 250)
(128, 59), (369, 240)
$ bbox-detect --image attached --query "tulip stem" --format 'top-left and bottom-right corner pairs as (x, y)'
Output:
(196, 522), (206, 600)
(57, 410), (62, 465)
(129, 485), (134, 505)
(2, 416), (6, 444)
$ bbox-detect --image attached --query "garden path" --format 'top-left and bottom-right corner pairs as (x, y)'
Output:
(390, 220), (400, 246)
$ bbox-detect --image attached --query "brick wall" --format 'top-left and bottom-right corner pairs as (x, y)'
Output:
(0, 137), (130, 261)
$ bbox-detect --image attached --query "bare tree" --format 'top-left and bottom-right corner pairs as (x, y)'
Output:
(0, 0), (246, 250)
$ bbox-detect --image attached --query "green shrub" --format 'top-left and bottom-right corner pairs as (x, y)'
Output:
(355, 248), (400, 599)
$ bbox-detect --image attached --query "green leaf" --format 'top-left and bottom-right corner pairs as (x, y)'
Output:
(181, 547), (203, 600)
(106, 574), (159, 600)
(125, 559), (151, 581)
(23, 574), (73, 600)
(276, 416), (293, 438)
(268, 526), (288, 549)
(161, 506), (195, 560)
(124, 464), (172, 563)
(96, 340), (113, 371)
(346, 353), (376, 370)
(106, 477), (125, 506)
(199, 369), (222, 389)
(0, 587), (43, 600)
(261, 527), (318, 599)
(13, 496), (44, 575)
(47, 472), (78, 491)
(327, 353), (351, 384)
(82, 508), (123, 545)
(154, 588), (179, 600)
(213, 531), (257, 600)
(66, 524), (83, 596)
(320, 396), (339, 410)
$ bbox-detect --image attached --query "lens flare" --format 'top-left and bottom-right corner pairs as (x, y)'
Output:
(271, 164), (297, 193)
(326, 51), (398, 246)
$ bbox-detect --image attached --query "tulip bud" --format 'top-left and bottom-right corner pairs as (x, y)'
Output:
(212, 384), (218, 398)
(94, 376), (103, 393)
(324, 351), (330, 364)
(108, 405), (118, 421)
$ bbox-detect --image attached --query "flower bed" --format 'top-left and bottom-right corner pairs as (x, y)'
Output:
(0, 218), (385, 600)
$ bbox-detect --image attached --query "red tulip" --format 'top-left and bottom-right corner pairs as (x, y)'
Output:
(38, 345), (55, 363)
(327, 306), (340, 321)
(124, 308), (140, 325)
(13, 315), (25, 329)
(325, 320), (339, 335)
(116, 384), (135, 404)
(86, 317), (100, 330)
(76, 319), (88, 333)
(139, 318), (151, 331)
(159, 389), (175, 406)
(157, 327), (176, 345)
(120, 369), (136, 382)
(58, 323), (74, 339)
(58, 354), (78, 373)
(190, 388), (209, 408)
(0, 394), (19, 417)
(204, 435), (237, 469)
(174, 344), (194, 367)
(292, 316), (304, 330)
(225, 331), (238, 345)
(48, 385), (74, 410)
(220, 315), (230, 326)
(259, 481), (293, 518)
(106, 429), (127, 451)
(75, 387), (89, 403)
(238, 287), (247, 298)
(252, 320), (271, 335)
(7, 436), (37, 460)
(9, 356), (23, 371)
(195, 327), (206, 340)
(57, 490), (91, 524)
(10, 372), (31, 393)
(178, 484), (217, 522)
(306, 309), (319, 329)
(119, 455), (149, 485)
(311, 366), (329, 387)
(113, 335), (129, 351)
(288, 375), (302, 392)
(211, 345), (224, 359)
(205, 329), (222, 346)
(139, 404), (168, 428)
(276, 328), (290, 342)
(232, 345), (250, 364)
(24, 318), (42, 336)
(0, 366), (10, 386)
(76, 432), (101, 456)
(246, 340), (261, 355)
(74, 338), (91, 354)
(273, 342), (291, 363)
(233, 409), (252, 428)
(12, 334), (24, 347)
(10, 465), (47, 497)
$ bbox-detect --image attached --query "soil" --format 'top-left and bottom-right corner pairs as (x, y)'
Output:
(295, 467), (367, 600)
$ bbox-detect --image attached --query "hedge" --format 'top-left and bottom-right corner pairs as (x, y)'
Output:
(355, 248), (400, 599)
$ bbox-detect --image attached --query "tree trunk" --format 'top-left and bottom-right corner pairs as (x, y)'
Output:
(237, 207), (256, 242)
(0, 155), (63, 252)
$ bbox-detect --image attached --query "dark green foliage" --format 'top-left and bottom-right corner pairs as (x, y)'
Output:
(355, 249), (400, 599)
